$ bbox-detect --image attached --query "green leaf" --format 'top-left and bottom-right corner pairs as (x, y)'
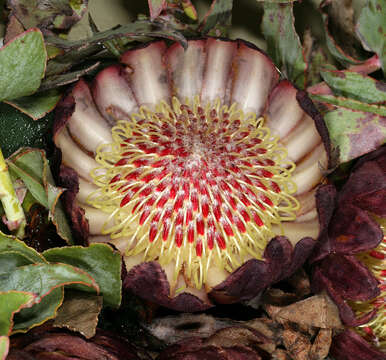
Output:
(0, 233), (45, 264)
(319, 1), (366, 66)
(44, 244), (122, 308)
(0, 263), (97, 332)
(0, 263), (99, 299)
(148, 0), (166, 20)
(8, 150), (49, 208)
(321, 69), (386, 104)
(7, 149), (73, 243)
(6, 90), (62, 121)
(13, 287), (63, 332)
(200, 0), (233, 36)
(262, 3), (307, 88)
(47, 182), (74, 245)
(0, 235), (64, 332)
(311, 94), (386, 116)
(0, 336), (9, 360)
(8, 0), (88, 32)
(324, 29), (363, 65)
(0, 252), (34, 273)
(0, 103), (53, 159)
(0, 29), (46, 101)
(356, 0), (386, 75)
(0, 291), (35, 335)
(324, 107), (386, 163)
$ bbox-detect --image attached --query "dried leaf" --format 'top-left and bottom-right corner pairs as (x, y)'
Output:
(309, 329), (332, 360)
(8, 0), (88, 33)
(275, 294), (343, 329)
(53, 291), (103, 339)
(244, 318), (282, 347)
(207, 326), (270, 347)
(264, 303), (283, 319)
(282, 327), (311, 360)
(272, 349), (292, 360)
(3, 15), (24, 44)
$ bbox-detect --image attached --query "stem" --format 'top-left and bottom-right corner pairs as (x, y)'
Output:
(0, 148), (26, 238)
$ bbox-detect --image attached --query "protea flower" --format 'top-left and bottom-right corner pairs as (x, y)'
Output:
(54, 38), (329, 310)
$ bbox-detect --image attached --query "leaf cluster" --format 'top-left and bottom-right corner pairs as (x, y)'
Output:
(0, 233), (121, 359)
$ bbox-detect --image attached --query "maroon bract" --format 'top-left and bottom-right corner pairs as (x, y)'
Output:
(330, 330), (386, 360)
(310, 148), (385, 339)
(54, 38), (329, 310)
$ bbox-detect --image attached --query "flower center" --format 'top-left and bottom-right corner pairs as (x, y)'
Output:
(88, 96), (299, 288)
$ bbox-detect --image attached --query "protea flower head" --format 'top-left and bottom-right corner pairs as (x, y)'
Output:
(54, 38), (329, 310)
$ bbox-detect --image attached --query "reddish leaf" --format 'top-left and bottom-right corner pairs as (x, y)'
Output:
(330, 329), (386, 360)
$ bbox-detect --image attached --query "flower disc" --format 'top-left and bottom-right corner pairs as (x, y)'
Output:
(88, 97), (299, 288)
